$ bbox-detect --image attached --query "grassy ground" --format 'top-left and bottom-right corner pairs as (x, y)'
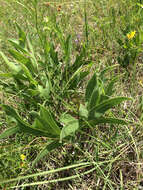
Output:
(0, 0), (143, 189)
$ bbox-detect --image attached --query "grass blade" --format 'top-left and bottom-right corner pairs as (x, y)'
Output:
(32, 141), (61, 166)
(0, 126), (19, 140)
(0, 51), (21, 74)
(88, 87), (100, 118)
(89, 117), (129, 125)
(94, 97), (132, 117)
(0, 162), (92, 184)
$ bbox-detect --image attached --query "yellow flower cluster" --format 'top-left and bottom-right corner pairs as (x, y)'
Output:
(20, 154), (26, 161)
(20, 154), (26, 167)
(127, 31), (136, 40)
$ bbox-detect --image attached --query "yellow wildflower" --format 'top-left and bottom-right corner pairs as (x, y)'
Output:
(20, 154), (26, 161)
(127, 31), (136, 40)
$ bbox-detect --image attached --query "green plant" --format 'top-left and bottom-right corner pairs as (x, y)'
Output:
(0, 22), (89, 113)
(0, 22), (89, 167)
(117, 30), (141, 68)
(117, 2), (143, 69)
(1, 0), (143, 189)
(0, 65), (131, 166)
(79, 66), (132, 125)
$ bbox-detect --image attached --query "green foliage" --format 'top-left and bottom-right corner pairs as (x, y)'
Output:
(80, 66), (132, 124)
(117, 32), (141, 68)
(0, 126), (19, 140)
(60, 114), (79, 141)
(0, 21), (90, 167)
(32, 141), (62, 167)
(0, 65), (131, 165)
(117, 3), (143, 68)
(0, 24), (89, 114)
(0, 1), (140, 188)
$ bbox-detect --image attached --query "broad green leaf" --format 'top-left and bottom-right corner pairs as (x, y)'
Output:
(60, 114), (79, 141)
(8, 39), (28, 54)
(2, 104), (28, 125)
(79, 104), (88, 118)
(17, 122), (55, 137)
(27, 35), (38, 71)
(0, 51), (21, 74)
(8, 49), (29, 65)
(32, 118), (60, 138)
(0, 73), (13, 78)
(16, 23), (26, 48)
(94, 97), (132, 117)
(89, 117), (129, 125)
(99, 95), (109, 103)
(88, 87), (100, 118)
(27, 89), (39, 96)
(38, 81), (50, 99)
(60, 114), (76, 124)
(1, 105), (48, 136)
(0, 126), (19, 140)
(18, 62), (37, 86)
(30, 111), (40, 119)
(105, 76), (118, 96)
(2, 105), (53, 137)
(40, 105), (61, 136)
(32, 111), (59, 135)
(85, 72), (98, 102)
(32, 118), (46, 131)
(9, 49), (36, 79)
(32, 141), (61, 166)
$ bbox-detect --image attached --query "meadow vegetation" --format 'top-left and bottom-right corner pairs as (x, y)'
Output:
(0, 0), (143, 189)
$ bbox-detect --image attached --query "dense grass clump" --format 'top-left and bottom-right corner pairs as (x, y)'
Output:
(0, 0), (143, 189)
